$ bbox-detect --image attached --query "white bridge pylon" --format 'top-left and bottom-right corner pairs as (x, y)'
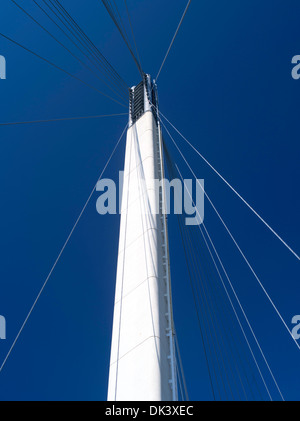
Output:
(107, 75), (177, 401)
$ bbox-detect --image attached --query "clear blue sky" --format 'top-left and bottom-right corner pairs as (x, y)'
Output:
(0, 0), (299, 401)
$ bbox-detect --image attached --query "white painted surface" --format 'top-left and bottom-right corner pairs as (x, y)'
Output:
(107, 111), (175, 401)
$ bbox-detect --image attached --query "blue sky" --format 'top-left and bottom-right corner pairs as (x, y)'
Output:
(0, 0), (299, 400)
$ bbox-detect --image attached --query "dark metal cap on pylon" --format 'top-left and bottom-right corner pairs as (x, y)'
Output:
(129, 73), (159, 126)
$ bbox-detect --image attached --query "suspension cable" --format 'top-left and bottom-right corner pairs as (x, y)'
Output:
(41, 0), (128, 99)
(174, 330), (189, 401)
(0, 124), (128, 374)
(173, 156), (274, 400)
(164, 146), (217, 400)
(165, 141), (268, 401)
(50, 0), (129, 94)
(36, 0), (127, 101)
(159, 111), (299, 261)
(0, 31), (127, 108)
(11, 0), (127, 103)
(124, 0), (143, 72)
(189, 223), (263, 400)
(161, 119), (286, 399)
(101, 0), (143, 77)
(164, 119), (299, 355)
(165, 147), (242, 400)
(156, 0), (192, 81)
(0, 113), (127, 127)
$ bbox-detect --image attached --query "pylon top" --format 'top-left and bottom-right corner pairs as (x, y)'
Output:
(129, 73), (158, 127)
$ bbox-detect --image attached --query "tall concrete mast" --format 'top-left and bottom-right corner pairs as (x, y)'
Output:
(107, 74), (177, 401)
